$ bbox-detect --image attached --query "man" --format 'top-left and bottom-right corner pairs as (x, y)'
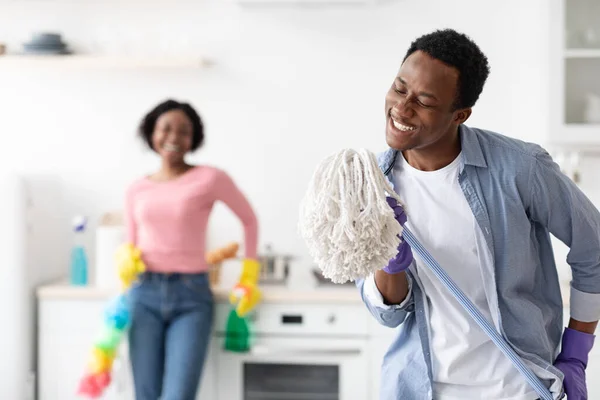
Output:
(358, 29), (600, 400)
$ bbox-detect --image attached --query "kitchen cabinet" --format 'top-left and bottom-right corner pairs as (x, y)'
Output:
(37, 283), (365, 400)
(38, 283), (599, 400)
(549, 0), (600, 150)
(38, 299), (125, 400)
(37, 297), (216, 400)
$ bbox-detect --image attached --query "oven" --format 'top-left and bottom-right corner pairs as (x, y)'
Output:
(214, 302), (370, 400)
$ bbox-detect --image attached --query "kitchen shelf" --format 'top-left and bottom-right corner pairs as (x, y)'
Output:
(564, 48), (600, 58)
(0, 54), (212, 69)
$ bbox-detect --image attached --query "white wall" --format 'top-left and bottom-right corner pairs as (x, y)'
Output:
(0, 0), (597, 283)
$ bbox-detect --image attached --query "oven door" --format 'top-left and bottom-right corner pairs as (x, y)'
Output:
(216, 336), (369, 400)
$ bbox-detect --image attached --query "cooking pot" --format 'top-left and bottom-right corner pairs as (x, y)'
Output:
(257, 244), (293, 284)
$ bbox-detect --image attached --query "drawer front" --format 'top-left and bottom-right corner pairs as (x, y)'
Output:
(40, 299), (108, 332)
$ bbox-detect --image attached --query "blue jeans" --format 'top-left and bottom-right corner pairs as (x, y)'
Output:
(128, 272), (214, 400)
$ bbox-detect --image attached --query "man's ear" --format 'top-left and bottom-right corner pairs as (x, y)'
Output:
(454, 108), (472, 124)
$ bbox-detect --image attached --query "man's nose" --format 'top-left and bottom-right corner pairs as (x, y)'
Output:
(392, 98), (415, 119)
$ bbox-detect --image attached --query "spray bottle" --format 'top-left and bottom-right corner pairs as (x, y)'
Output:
(70, 216), (89, 286)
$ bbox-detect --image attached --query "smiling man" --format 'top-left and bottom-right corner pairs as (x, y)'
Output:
(357, 29), (600, 400)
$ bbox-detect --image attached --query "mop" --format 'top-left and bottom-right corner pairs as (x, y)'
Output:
(298, 148), (555, 400)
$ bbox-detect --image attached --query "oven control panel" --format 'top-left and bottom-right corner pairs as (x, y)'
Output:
(214, 303), (369, 337)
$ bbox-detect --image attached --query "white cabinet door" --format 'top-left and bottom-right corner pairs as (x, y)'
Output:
(38, 299), (126, 400)
(38, 298), (217, 400)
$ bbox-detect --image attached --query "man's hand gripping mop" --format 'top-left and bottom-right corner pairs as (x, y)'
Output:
(298, 148), (556, 400)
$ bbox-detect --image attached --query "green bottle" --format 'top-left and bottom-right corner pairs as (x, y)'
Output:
(224, 308), (252, 353)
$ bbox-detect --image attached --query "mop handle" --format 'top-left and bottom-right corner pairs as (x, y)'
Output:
(401, 227), (555, 400)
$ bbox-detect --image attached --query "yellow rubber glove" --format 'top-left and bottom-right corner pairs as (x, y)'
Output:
(229, 259), (262, 317)
(115, 243), (146, 291)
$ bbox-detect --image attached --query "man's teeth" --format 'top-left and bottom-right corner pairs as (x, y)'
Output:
(393, 120), (416, 132)
(164, 144), (181, 152)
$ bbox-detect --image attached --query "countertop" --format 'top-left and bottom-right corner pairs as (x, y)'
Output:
(36, 280), (362, 304)
(36, 279), (572, 306)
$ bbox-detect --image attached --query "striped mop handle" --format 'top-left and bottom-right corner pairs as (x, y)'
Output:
(401, 227), (555, 400)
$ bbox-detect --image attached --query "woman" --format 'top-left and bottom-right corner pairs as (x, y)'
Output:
(124, 99), (259, 400)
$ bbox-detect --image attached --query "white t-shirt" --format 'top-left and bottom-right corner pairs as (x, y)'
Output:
(367, 152), (537, 400)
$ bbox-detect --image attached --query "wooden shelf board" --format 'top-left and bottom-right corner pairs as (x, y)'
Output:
(0, 54), (212, 69)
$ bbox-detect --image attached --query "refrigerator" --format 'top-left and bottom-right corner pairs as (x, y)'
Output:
(0, 173), (68, 400)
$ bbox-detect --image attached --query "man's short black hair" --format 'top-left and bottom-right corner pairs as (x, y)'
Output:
(403, 29), (490, 110)
(138, 99), (204, 152)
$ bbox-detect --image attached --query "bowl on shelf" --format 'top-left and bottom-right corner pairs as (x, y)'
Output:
(22, 31), (71, 55)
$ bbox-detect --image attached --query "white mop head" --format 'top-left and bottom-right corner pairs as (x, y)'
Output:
(298, 148), (404, 284)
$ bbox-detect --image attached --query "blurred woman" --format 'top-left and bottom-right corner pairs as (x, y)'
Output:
(124, 99), (258, 400)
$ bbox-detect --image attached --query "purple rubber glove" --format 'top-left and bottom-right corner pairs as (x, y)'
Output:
(383, 197), (413, 274)
(554, 327), (595, 400)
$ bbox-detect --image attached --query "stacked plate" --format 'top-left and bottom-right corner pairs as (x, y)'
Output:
(22, 32), (71, 55)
